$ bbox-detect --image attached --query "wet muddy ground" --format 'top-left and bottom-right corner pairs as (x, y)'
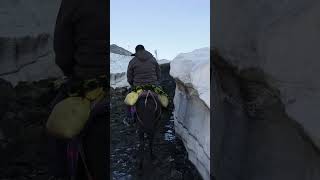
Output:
(110, 79), (203, 180)
(0, 79), (56, 180)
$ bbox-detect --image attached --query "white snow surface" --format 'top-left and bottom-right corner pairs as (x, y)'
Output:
(213, 0), (320, 150)
(110, 53), (133, 74)
(170, 48), (211, 180)
(110, 53), (133, 88)
(170, 48), (210, 108)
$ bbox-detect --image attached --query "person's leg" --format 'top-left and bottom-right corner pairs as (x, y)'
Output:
(124, 86), (135, 125)
(138, 129), (145, 170)
(122, 105), (132, 126)
(148, 132), (154, 159)
(127, 105), (132, 119)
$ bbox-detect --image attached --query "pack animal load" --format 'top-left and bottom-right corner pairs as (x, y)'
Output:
(46, 77), (106, 139)
(124, 85), (169, 107)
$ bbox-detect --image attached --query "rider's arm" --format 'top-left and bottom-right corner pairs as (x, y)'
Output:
(127, 60), (134, 86)
(155, 61), (161, 82)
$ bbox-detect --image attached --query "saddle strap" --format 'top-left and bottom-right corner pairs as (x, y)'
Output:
(135, 91), (162, 128)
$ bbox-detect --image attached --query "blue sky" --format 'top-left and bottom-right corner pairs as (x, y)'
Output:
(110, 0), (210, 60)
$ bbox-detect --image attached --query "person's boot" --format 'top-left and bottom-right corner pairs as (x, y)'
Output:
(130, 106), (137, 124)
(123, 116), (131, 126)
(123, 106), (135, 126)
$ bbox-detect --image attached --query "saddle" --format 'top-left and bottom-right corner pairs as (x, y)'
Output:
(138, 90), (158, 98)
(124, 85), (169, 107)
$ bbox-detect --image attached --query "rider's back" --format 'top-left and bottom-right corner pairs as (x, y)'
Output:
(127, 50), (160, 86)
(54, 0), (107, 79)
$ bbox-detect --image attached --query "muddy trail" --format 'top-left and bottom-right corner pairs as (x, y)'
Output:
(110, 64), (203, 180)
(0, 79), (57, 179)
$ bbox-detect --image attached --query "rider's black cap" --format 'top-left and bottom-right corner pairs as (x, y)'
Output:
(135, 45), (145, 52)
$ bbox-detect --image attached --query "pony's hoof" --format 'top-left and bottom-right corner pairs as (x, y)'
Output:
(151, 154), (156, 161)
(151, 156), (160, 165)
(122, 118), (131, 127)
(137, 162), (143, 176)
(136, 160), (143, 169)
(137, 169), (143, 176)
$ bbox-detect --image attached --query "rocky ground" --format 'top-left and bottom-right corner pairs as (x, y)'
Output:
(110, 63), (203, 180)
(0, 78), (57, 179)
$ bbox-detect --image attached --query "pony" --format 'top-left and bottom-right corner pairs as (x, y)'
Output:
(134, 90), (162, 171)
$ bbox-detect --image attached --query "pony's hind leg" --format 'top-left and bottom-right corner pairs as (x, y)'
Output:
(138, 130), (145, 170)
(148, 133), (155, 160)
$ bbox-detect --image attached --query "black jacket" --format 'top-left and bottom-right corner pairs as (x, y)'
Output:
(127, 50), (161, 86)
(54, 0), (107, 79)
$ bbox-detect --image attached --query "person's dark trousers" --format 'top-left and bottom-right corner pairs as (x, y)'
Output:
(47, 83), (69, 177)
(126, 87), (133, 119)
(127, 105), (132, 118)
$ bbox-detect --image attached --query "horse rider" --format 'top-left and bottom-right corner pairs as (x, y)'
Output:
(48, 0), (107, 179)
(124, 45), (161, 124)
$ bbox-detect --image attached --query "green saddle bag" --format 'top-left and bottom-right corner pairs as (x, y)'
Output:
(46, 87), (105, 139)
(127, 85), (169, 107)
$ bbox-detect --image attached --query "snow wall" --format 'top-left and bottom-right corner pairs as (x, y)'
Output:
(0, 0), (63, 86)
(212, 1), (320, 179)
(170, 48), (210, 180)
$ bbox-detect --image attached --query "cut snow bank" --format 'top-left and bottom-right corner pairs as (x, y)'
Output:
(170, 48), (210, 180)
(212, 1), (320, 179)
(110, 53), (132, 88)
(213, 0), (320, 151)
(170, 48), (210, 108)
(0, 0), (63, 86)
